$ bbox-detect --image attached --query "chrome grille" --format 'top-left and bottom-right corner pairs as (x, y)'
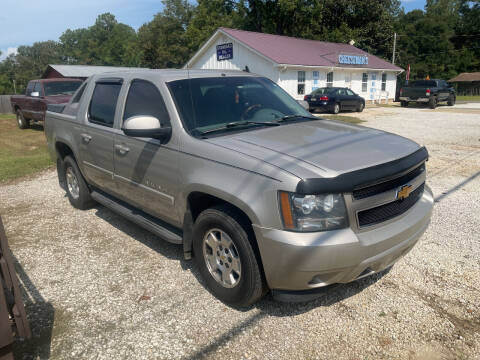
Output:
(357, 183), (425, 227)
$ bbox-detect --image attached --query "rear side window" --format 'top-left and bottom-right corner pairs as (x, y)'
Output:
(89, 82), (122, 127)
(71, 82), (86, 104)
(123, 79), (170, 126)
(33, 82), (42, 95)
(26, 82), (34, 96)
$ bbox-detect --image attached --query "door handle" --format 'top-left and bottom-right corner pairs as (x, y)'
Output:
(115, 144), (130, 155)
(81, 133), (92, 143)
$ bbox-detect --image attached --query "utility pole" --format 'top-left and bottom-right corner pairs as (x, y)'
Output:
(392, 32), (397, 65)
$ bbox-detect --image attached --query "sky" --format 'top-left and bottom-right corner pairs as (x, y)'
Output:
(0, 0), (426, 61)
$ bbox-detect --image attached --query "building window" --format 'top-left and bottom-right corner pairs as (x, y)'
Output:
(297, 71), (305, 95)
(381, 73), (387, 91)
(326, 72), (333, 87)
(362, 73), (368, 92)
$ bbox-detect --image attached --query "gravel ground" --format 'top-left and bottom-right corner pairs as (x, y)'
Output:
(1, 103), (479, 360)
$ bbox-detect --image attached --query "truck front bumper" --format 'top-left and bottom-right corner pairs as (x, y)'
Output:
(253, 185), (434, 291)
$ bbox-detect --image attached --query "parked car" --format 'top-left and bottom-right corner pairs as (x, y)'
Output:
(45, 70), (433, 306)
(304, 87), (365, 114)
(11, 78), (83, 129)
(399, 79), (455, 109)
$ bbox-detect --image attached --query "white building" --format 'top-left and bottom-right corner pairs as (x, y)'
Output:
(186, 28), (403, 102)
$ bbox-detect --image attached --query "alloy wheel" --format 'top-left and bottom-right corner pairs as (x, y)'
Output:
(202, 228), (242, 288)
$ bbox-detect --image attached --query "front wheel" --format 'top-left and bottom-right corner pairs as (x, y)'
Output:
(16, 110), (29, 129)
(356, 102), (364, 112)
(63, 156), (95, 210)
(193, 206), (265, 307)
(331, 103), (340, 114)
(447, 94), (455, 106)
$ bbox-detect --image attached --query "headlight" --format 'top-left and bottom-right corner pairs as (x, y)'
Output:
(279, 191), (348, 232)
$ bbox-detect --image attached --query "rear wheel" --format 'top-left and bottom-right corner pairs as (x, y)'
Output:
(447, 94), (456, 106)
(16, 109), (29, 129)
(401, 101), (408, 107)
(331, 103), (340, 114)
(193, 205), (265, 307)
(63, 156), (95, 210)
(429, 96), (437, 109)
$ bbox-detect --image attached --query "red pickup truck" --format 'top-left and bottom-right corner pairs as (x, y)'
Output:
(10, 78), (83, 129)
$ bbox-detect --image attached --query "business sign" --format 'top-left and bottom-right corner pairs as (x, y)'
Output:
(216, 43), (233, 61)
(338, 54), (368, 65)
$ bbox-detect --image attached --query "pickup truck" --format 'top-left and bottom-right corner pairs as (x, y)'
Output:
(399, 79), (455, 109)
(11, 78), (83, 129)
(45, 70), (434, 306)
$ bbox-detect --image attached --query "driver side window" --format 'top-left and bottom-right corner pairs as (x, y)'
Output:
(123, 79), (170, 127)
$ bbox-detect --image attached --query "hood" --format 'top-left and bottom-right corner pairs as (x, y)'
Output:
(206, 120), (421, 179)
(44, 95), (72, 104)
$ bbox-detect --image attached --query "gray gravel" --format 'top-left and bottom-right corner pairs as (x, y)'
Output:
(1, 103), (479, 359)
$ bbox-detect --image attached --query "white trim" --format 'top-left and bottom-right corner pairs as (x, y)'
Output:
(275, 63), (403, 74)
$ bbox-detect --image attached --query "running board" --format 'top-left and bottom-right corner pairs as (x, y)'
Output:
(91, 190), (183, 244)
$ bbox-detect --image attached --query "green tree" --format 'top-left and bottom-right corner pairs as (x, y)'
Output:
(60, 13), (140, 66)
(137, 0), (194, 68)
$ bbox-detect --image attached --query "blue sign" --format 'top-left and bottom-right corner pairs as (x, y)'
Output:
(338, 54), (368, 65)
(217, 43), (233, 61)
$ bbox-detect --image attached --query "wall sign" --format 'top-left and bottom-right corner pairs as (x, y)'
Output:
(217, 43), (233, 61)
(338, 54), (368, 65)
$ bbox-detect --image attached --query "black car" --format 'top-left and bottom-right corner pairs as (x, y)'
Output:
(304, 87), (365, 114)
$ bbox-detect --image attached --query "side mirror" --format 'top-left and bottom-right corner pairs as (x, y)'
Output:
(31, 91), (40, 97)
(122, 116), (172, 141)
(297, 100), (309, 110)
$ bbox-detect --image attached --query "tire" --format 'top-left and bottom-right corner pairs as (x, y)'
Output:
(428, 96), (437, 109)
(16, 109), (29, 129)
(447, 94), (455, 106)
(356, 102), (364, 112)
(63, 156), (95, 210)
(193, 205), (265, 307)
(401, 101), (408, 107)
(331, 103), (340, 114)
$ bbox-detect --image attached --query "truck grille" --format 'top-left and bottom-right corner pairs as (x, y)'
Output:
(357, 183), (425, 227)
(353, 164), (425, 200)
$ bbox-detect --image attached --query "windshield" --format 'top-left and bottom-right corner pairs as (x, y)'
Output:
(412, 80), (437, 87)
(168, 76), (312, 135)
(44, 81), (83, 96)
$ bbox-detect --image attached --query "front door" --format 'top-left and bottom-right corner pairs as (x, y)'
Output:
(113, 79), (179, 224)
(80, 78), (122, 191)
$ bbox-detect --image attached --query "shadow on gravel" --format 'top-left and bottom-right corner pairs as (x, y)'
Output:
(434, 171), (480, 203)
(11, 254), (55, 360)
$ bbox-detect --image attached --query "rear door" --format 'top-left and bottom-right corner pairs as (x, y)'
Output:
(80, 78), (122, 191)
(31, 82), (44, 121)
(113, 78), (179, 223)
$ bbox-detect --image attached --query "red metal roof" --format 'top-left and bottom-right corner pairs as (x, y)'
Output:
(220, 28), (402, 71)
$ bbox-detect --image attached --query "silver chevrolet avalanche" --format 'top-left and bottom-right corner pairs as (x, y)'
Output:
(45, 70), (434, 306)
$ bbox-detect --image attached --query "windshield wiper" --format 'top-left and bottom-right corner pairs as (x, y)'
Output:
(198, 120), (280, 136)
(276, 114), (318, 123)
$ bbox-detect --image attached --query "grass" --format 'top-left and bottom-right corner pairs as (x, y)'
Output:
(320, 114), (365, 124)
(0, 113), (53, 182)
(456, 95), (480, 102)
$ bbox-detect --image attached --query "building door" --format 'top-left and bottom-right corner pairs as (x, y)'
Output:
(345, 73), (352, 88)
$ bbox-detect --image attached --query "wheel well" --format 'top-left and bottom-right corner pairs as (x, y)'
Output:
(186, 192), (266, 277)
(188, 192), (251, 225)
(56, 142), (75, 161)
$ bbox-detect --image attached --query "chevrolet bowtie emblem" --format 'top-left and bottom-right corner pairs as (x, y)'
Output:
(397, 184), (413, 200)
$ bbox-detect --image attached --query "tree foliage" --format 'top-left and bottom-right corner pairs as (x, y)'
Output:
(0, 0), (479, 94)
